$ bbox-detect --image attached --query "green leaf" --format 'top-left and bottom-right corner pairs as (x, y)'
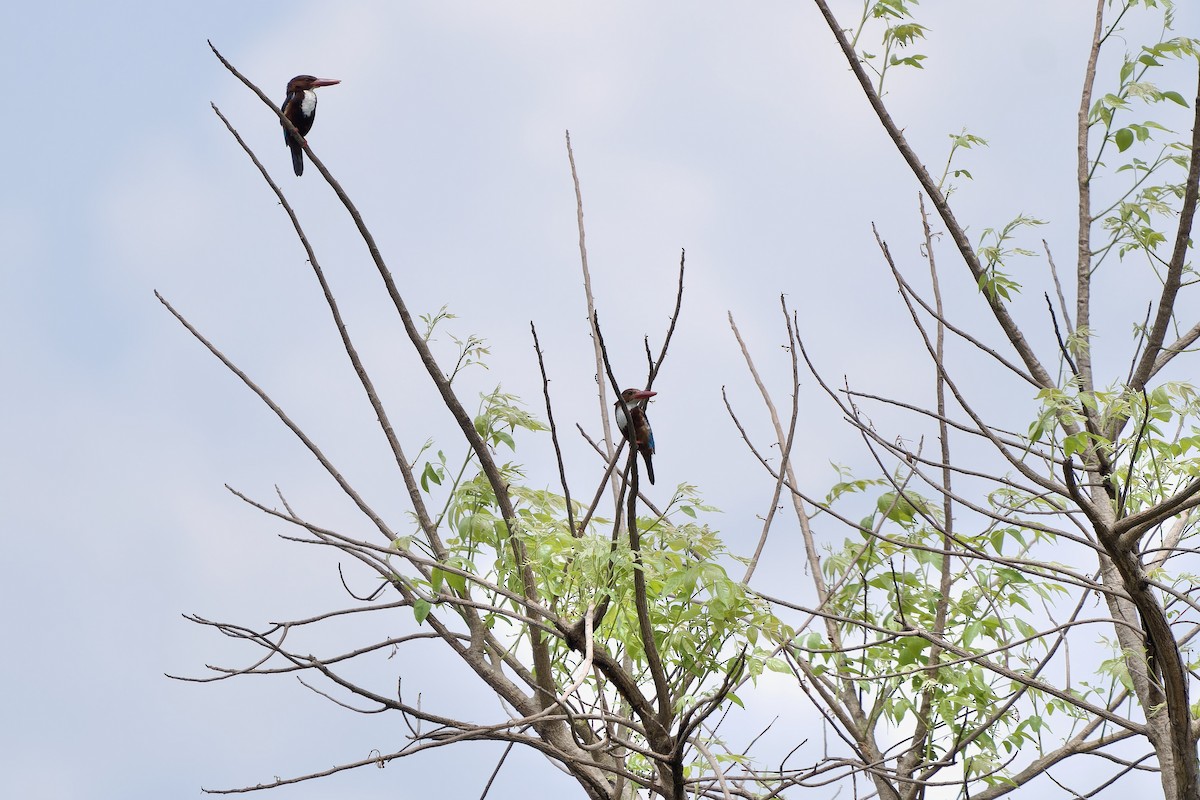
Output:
(420, 461), (442, 492)
(1114, 128), (1134, 152)
(1028, 415), (1048, 443)
(413, 599), (433, 624)
(890, 54), (927, 69)
(989, 528), (1006, 554)
(876, 492), (919, 524)
(897, 637), (929, 666)
(1162, 90), (1188, 107)
(444, 571), (468, 594)
(1063, 431), (1092, 458)
(765, 657), (791, 674)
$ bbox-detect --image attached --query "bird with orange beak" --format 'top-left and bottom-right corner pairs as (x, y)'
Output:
(281, 74), (341, 176)
(615, 388), (657, 485)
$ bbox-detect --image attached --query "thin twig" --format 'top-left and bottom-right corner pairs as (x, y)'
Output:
(478, 742), (516, 800)
(741, 300), (803, 584)
(531, 322), (577, 535)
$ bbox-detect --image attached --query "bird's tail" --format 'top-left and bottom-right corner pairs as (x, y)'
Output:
(644, 452), (655, 485)
(290, 144), (304, 176)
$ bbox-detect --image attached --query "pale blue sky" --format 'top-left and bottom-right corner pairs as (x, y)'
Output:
(3, 2), (1197, 798)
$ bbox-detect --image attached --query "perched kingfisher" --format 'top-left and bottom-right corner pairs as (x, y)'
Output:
(615, 388), (657, 485)
(281, 75), (341, 176)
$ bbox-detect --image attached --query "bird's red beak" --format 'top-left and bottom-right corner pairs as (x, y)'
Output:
(632, 390), (657, 400)
(311, 78), (341, 88)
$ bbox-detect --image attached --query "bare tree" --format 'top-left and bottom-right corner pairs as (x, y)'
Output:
(169, 44), (799, 800)
(172, 2), (1199, 797)
(715, 2), (1200, 799)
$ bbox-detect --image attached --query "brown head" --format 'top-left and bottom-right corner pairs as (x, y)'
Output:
(620, 388), (656, 407)
(286, 75), (341, 93)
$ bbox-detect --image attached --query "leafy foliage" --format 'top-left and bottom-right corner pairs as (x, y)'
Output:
(849, 0), (928, 92)
(793, 473), (1071, 785)
(403, 371), (795, 781)
(1090, 17), (1199, 271)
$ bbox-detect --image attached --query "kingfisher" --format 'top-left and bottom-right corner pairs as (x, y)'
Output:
(615, 388), (657, 485)
(281, 75), (341, 176)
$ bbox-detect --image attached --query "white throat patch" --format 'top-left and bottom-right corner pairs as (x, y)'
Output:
(300, 90), (317, 116)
